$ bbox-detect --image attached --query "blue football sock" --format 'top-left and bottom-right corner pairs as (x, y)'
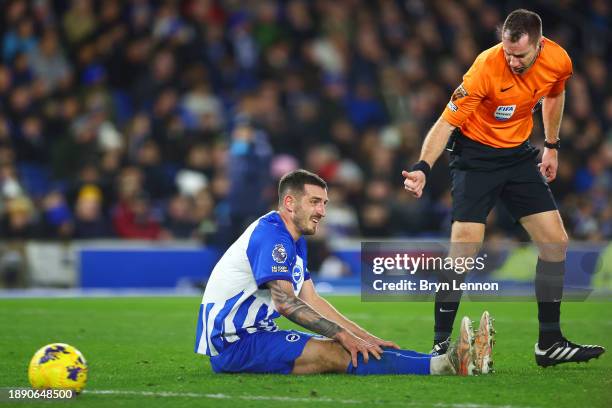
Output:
(382, 347), (431, 358)
(346, 350), (431, 375)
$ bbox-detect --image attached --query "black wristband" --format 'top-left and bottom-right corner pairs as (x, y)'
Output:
(411, 160), (431, 178)
(544, 139), (561, 149)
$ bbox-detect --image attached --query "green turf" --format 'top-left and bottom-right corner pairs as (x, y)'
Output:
(0, 297), (610, 408)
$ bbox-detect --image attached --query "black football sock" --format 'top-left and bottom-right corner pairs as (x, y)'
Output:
(535, 258), (565, 348)
(433, 269), (466, 344)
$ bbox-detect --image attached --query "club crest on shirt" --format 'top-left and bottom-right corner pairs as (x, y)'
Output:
(292, 264), (303, 283)
(494, 104), (516, 121)
(272, 244), (287, 263)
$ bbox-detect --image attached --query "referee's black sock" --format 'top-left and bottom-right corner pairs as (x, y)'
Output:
(433, 270), (466, 344)
(535, 258), (565, 348)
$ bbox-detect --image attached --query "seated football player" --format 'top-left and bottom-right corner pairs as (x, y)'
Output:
(195, 169), (494, 375)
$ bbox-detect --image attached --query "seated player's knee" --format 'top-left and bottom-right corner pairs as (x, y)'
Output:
(294, 339), (349, 374)
(320, 341), (350, 373)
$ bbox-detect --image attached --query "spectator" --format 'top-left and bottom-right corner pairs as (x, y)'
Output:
(135, 139), (174, 200)
(112, 191), (162, 240)
(163, 194), (198, 239)
(73, 184), (113, 239)
(0, 196), (39, 239)
(226, 116), (273, 242)
(3, 18), (37, 62)
(28, 29), (71, 91)
(41, 190), (73, 239)
(192, 189), (217, 243)
(62, 0), (98, 46)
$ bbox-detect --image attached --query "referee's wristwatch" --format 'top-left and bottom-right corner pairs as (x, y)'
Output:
(544, 139), (561, 149)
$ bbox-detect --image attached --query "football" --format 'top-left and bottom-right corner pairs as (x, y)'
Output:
(28, 343), (88, 393)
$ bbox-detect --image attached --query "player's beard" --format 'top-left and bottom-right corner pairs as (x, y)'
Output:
(293, 205), (319, 236)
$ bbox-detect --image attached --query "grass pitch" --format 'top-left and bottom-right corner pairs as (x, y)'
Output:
(0, 296), (610, 408)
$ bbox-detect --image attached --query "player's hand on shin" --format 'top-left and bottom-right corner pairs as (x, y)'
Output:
(402, 170), (426, 198)
(336, 329), (382, 367)
(539, 148), (558, 182)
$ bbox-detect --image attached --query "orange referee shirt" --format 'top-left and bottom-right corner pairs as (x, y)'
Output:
(442, 37), (573, 148)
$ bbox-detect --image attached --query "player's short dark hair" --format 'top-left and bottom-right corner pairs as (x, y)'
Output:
(500, 9), (542, 45)
(278, 169), (327, 201)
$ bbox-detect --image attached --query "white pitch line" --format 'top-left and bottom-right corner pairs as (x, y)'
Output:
(84, 389), (538, 408)
(85, 390), (361, 404)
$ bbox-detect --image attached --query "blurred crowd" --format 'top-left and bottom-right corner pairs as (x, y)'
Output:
(0, 0), (610, 249)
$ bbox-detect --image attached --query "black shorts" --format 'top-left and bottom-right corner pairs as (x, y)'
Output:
(448, 131), (558, 223)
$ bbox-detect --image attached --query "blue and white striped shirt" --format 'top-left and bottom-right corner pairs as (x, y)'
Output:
(195, 211), (310, 356)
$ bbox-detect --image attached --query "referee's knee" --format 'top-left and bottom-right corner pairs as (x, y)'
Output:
(538, 231), (568, 261)
(451, 223), (485, 243)
(557, 230), (569, 250)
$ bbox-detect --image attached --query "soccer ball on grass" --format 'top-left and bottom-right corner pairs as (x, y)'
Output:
(28, 343), (88, 393)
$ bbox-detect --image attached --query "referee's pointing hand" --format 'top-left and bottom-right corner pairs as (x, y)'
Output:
(402, 170), (426, 198)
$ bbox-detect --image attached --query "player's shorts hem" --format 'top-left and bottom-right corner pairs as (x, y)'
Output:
(512, 205), (559, 221)
(451, 217), (488, 224)
(209, 330), (316, 374)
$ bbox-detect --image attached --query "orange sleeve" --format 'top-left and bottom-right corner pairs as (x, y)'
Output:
(441, 54), (489, 127)
(548, 50), (573, 96)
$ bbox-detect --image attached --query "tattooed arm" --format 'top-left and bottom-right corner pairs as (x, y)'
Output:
(267, 279), (382, 365)
(298, 280), (400, 350)
(268, 279), (343, 338)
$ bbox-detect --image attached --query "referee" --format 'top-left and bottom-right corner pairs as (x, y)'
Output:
(402, 9), (604, 367)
